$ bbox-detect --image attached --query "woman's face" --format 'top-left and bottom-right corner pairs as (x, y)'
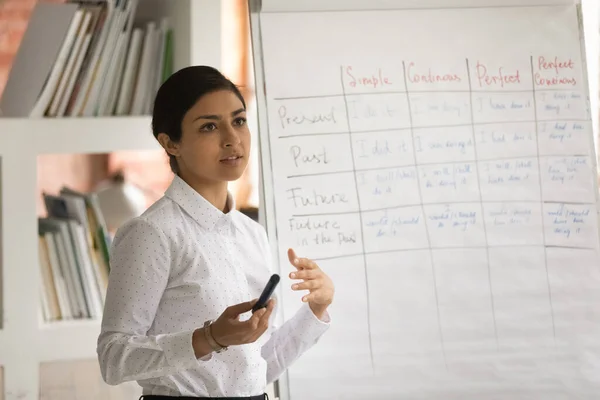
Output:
(170, 89), (250, 186)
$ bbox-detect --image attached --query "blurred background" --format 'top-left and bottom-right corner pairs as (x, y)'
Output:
(0, 0), (598, 399)
(0, 0), (261, 398)
(0, 0), (259, 230)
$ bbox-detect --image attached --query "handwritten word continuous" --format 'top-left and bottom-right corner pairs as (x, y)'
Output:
(406, 62), (461, 84)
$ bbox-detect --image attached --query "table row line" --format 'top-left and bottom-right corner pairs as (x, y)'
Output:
(275, 157), (596, 214)
(271, 91), (590, 135)
(287, 245), (600, 355)
(278, 201), (599, 260)
(330, 59), (584, 94)
(274, 128), (593, 178)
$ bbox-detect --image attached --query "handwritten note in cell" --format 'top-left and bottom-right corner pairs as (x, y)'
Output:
(424, 203), (487, 248)
(345, 93), (410, 132)
(357, 167), (420, 211)
(362, 207), (429, 253)
(474, 122), (537, 160)
(273, 97), (348, 137)
(478, 158), (541, 202)
(544, 203), (599, 249)
(352, 130), (414, 170)
(537, 121), (592, 156)
(483, 202), (544, 246)
(471, 92), (534, 124)
(341, 65), (406, 94)
(282, 214), (363, 260)
(540, 156), (595, 203)
(282, 173), (359, 215)
(419, 162), (480, 204)
(409, 92), (471, 128)
(535, 90), (589, 121)
(404, 60), (469, 92)
(274, 135), (354, 178)
(414, 125), (475, 164)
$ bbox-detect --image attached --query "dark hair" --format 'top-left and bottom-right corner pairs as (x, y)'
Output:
(151, 65), (247, 174)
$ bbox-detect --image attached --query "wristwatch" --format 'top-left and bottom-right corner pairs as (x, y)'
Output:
(204, 320), (228, 353)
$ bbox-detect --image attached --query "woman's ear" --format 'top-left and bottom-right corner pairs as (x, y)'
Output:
(157, 133), (180, 157)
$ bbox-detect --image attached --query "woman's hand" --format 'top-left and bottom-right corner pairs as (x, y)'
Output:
(210, 298), (275, 347)
(288, 248), (334, 320)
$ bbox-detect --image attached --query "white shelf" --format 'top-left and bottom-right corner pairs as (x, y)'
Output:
(0, 117), (159, 155)
(38, 320), (101, 362)
(0, 0), (225, 398)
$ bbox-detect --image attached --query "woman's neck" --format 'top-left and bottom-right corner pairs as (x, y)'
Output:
(178, 172), (229, 213)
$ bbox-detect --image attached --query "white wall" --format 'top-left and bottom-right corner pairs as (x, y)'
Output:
(582, 0), (599, 159)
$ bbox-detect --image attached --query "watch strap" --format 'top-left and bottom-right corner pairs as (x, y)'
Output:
(204, 320), (228, 353)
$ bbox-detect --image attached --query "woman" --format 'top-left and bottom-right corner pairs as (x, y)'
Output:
(97, 66), (334, 399)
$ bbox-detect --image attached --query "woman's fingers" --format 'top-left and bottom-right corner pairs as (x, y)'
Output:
(288, 248), (318, 270)
(292, 279), (321, 291)
(290, 269), (318, 280)
(248, 299), (275, 341)
(238, 299), (275, 341)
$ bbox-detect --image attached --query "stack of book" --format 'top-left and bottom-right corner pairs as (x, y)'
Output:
(38, 188), (111, 322)
(0, 0), (173, 118)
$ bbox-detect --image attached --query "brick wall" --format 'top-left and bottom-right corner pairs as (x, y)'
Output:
(0, 0), (64, 97)
(0, 0), (109, 216)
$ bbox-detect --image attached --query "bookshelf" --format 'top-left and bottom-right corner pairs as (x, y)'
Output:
(0, 1), (223, 399)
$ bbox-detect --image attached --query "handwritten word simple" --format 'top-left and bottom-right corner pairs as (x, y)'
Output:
(278, 105), (337, 129)
(290, 146), (330, 168)
(475, 62), (521, 88)
(344, 66), (392, 89)
(286, 187), (349, 208)
(406, 62), (461, 84)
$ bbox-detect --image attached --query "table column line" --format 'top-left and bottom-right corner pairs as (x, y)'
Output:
(339, 66), (374, 369)
(465, 58), (499, 349)
(530, 55), (557, 341)
(401, 61), (447, 363)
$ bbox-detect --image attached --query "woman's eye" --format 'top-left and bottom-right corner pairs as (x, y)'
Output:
(233, 117), (247, 126)
(199, 123), (217, 132)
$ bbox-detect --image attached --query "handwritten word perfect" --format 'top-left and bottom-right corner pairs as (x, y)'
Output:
(475, 62), (521, 88)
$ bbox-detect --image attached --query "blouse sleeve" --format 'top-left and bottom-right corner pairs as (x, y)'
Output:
(97, 217), (203, 385)
(255, 225), (331, 384)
